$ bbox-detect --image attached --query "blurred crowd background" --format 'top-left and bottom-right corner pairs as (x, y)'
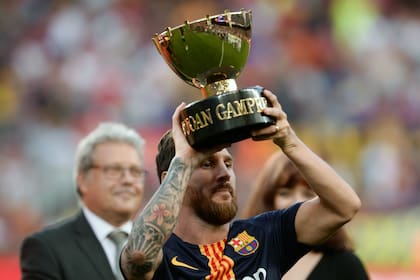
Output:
(1, 0), (420, 278)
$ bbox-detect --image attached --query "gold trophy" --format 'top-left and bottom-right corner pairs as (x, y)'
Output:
(153, 9), (275, 149)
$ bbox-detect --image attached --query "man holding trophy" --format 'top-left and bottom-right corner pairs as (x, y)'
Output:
(120, 10), (362, 280)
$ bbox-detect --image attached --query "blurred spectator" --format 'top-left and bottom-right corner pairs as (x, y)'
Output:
(242, 151), (370, 280)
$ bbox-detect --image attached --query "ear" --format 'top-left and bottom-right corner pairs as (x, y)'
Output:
(161, 171), (168, 183)
(77, 172), (88, 195)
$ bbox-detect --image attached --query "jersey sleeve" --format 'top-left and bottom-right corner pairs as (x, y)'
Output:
(250, 202), (311, 274)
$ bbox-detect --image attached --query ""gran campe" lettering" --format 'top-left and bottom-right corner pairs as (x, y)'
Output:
(181, 97), (268, 135)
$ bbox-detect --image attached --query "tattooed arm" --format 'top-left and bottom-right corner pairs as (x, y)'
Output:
(121, 157), (192, 280)
(121, 103), (204, 280)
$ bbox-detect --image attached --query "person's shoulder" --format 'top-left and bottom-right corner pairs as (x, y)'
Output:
(326, 250), (370, 278)
(327, 250), (366, 267)
(238, 202), (303, 223)
(233, 209), (285, 229)
(25, 211), (82, 241)
(20, 211), (87, 258)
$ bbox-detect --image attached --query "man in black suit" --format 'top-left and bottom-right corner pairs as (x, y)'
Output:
(20, 122), (147, 280)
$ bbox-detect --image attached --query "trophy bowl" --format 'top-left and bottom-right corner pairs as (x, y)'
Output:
(153, 9), (275, 149)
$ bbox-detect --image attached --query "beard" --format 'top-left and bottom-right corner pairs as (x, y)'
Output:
(188, 184), (238, 226)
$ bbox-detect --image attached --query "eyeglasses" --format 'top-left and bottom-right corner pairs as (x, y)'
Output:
(89, 164), (147, 180)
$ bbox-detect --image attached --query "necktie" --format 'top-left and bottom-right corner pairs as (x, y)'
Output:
(108, 230), (128, 280)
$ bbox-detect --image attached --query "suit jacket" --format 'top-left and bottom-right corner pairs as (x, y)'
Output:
(20, 211), (116, 280)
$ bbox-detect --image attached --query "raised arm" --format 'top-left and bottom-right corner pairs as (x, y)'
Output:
(253, 90), (361, 245)
(121, 103), (199, 280)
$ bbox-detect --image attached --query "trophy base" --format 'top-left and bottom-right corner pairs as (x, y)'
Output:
(180, 86), (276, 149)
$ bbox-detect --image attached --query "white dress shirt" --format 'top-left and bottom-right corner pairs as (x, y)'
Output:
(83, 207), (132, 274)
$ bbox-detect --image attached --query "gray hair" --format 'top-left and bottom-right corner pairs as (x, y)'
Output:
(73, 122), (145, 195)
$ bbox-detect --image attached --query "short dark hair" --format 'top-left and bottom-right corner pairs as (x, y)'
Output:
(155, 130), (175, 183)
